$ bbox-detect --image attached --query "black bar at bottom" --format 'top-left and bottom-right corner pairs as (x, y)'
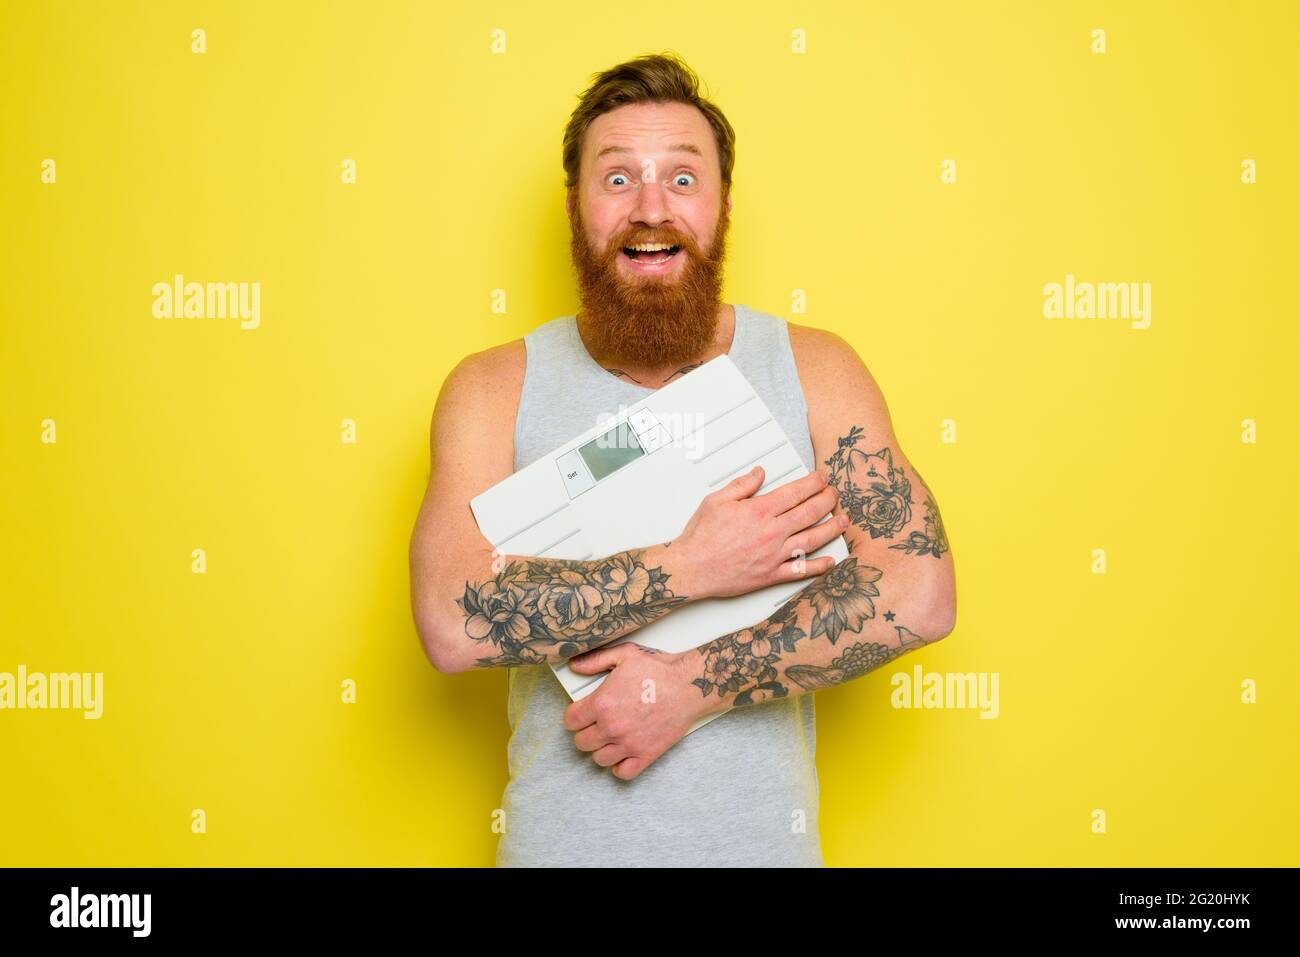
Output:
(0, 866), (1284, 943)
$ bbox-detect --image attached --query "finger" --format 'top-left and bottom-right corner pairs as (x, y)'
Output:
(753, 469), (827, 516)
(777, 483), (839, 535)
(592, 743), (630, 768)
(567, 643), (630, 675)
(785, 510), (851, 556)
(715, 464), (765, 501)
(572, 723), (611, 753)
(612, 756), (648, 780)
(776, 552), (838, 583)
(563, 695), (600, 732)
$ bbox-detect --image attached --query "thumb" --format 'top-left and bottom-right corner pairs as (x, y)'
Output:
(719, 465), (765, 501)
(567, 643), (631, 674)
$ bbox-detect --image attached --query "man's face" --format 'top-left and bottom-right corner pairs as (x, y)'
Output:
(567, 101), (732, 368)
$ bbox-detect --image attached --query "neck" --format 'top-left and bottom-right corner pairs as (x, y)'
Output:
(576, 302), (736, 389)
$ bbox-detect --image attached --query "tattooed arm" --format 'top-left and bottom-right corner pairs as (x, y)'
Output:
(451, 547), (690, 669)
(685, 324), (957, 710)
(681, 553), (946, 718)
(410, 343), (845, 673)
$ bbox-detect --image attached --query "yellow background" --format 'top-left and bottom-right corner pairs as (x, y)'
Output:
(2, 0), (1296, 866)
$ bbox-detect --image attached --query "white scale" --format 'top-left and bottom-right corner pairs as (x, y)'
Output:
(469, 355), (848, 735)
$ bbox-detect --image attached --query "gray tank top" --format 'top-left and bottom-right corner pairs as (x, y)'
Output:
(498, 303), (823, 867)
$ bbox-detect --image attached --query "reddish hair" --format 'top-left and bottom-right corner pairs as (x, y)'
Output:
(561, 52), (736, 192)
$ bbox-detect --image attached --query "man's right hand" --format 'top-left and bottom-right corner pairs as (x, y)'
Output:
(669, 467), (848, 600)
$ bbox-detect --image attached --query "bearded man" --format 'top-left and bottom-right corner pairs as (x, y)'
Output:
(409, 52), (957, 867)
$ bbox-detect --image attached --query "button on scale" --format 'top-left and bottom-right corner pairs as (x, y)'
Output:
(555, 449), (595, 497)
(636, 425), (667, 452)
(627, 408), (669, 453)
(627, 408), (659, 436)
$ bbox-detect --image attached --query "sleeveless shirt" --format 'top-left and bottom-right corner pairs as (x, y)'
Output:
(497, 303), (824, 867)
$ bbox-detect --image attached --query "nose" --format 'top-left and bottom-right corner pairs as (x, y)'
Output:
(630, 174), (672, 230)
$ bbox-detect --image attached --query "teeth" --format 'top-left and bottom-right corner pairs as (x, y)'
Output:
(627, 242), (675, 252)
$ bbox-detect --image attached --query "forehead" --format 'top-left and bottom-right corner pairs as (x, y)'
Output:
(583, 101), (718, 169)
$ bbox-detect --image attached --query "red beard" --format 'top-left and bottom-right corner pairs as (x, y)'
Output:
(569, 199), (730, 369)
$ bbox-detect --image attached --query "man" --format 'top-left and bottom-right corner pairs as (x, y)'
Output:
(409, 53), (957, 867)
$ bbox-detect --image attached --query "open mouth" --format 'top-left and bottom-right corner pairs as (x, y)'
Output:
(621, 243), (682, 266)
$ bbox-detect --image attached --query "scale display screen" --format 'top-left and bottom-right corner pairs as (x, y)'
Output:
(577, 421), (644, 481)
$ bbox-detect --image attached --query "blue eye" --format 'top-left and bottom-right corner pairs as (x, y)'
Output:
(673, 173), (696, 187)
(607, 173), (630, 186)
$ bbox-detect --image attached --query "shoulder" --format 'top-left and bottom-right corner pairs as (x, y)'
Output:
(443, 338), (525, 395)
(739, 306), (868, 383)
(431, 338), (526, 443)
(787, 321), (882, 397)
(786, 321), (893, 433)
(788, 319), (847, 358)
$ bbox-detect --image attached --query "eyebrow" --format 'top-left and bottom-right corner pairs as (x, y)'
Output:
(594, 143), (704, 161)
